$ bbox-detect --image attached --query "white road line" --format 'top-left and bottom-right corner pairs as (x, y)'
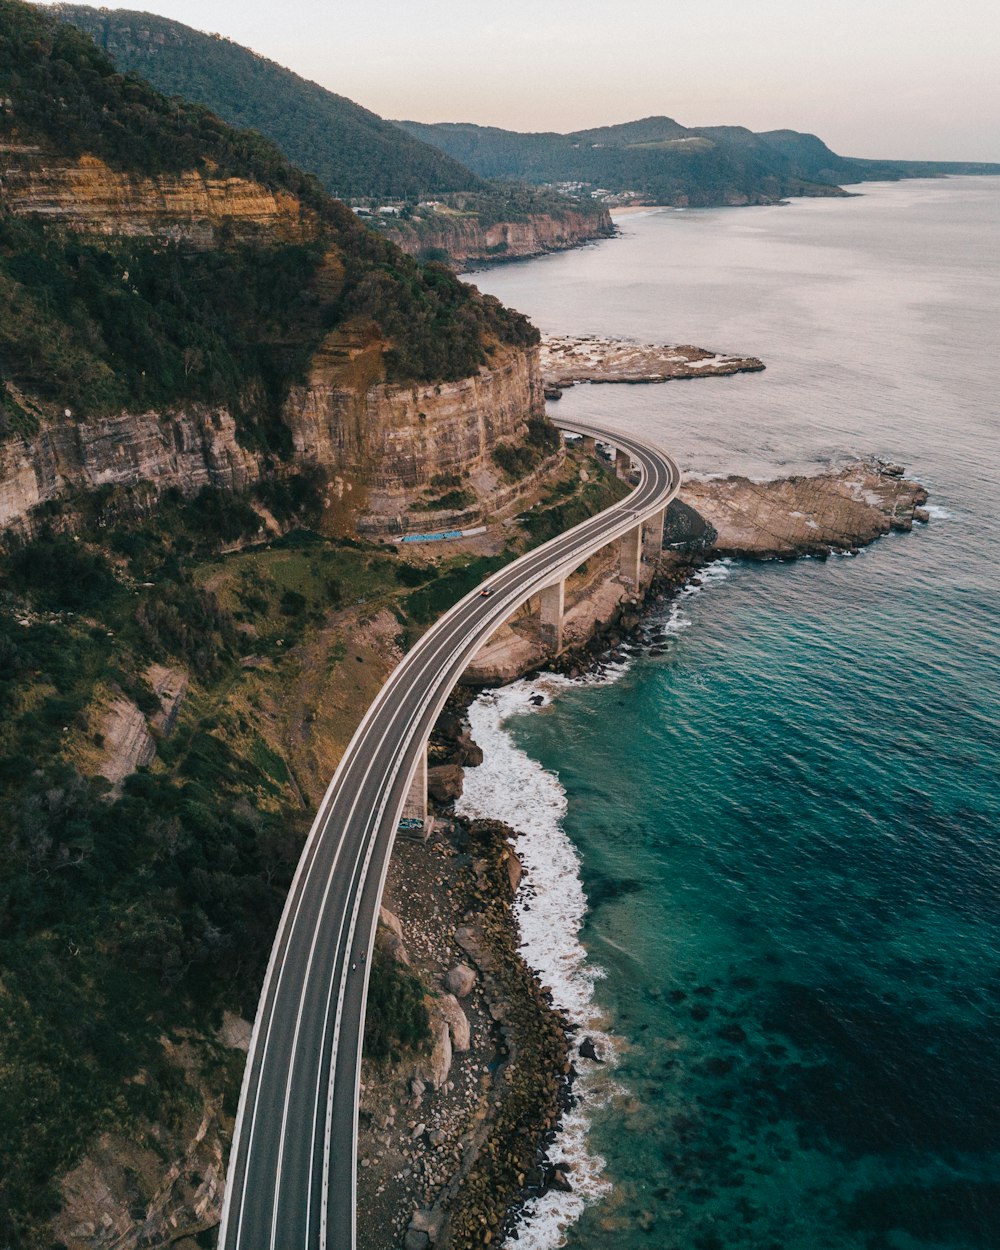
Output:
(221, 421), (678, 1250)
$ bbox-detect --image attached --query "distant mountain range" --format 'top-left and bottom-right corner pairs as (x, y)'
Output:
(49, 5), (613, 265)
(49, 7), (1000, 225)
(398, 116), (1000, 207)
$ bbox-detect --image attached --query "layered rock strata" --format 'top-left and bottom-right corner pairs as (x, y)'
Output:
(681, 460), (929, 559)
(290, 342), (545, 495)
(0, 146), (317, 245)
(387, 207), (614, 269)
(0, 343), (547, 537)
(0, 404), (262, 534)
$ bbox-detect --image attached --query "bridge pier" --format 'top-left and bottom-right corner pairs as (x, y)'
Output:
(402, 747), (427, 822)
(538, 578), (565, 653)
(644, 506), (666, 564)
(580, 434), (597, 455)
(615, 448), (633, 481)
(620, 522), (643, 586)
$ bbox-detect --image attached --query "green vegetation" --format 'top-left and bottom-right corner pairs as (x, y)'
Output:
(398, 116), (1000, 206)
(48, 6), (609, 262)
(0, 530), (303, 1245)
(0, 436), (632, 1243)
(0, 0), (538, 443)
(363, 948), (429, 1063)
(493, 417), (562, 480)
(52, 4), (484, 201)
(400, 554), (507, 642)
(0, 496), (425, 1245)
(516, 459), (630, 544)
(410, 487), (477, 513)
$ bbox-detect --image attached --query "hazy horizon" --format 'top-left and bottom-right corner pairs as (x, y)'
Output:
(33, 0), (1000, 163)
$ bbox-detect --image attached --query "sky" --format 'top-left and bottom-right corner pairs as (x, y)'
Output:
(37, 0), (1000, 161)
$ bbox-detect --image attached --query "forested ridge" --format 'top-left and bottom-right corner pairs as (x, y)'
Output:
(0, 6), (547, 1240)
(399, 115), (1000, 205)
(51, 3), (486, 200)
(48, 3), (609, 265)
(0, 0), (537, 446)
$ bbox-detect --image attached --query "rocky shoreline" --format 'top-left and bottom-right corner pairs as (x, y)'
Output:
(356, 807), (576, 1250)
(356, 457), (930, 1250)
(540, 334), (765, 396)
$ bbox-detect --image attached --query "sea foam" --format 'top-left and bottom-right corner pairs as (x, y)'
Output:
(456, 677), (616, 1248)
(454, 562), (732, 1247)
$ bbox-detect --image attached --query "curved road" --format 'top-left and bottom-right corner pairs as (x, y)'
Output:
(219, 420), (680, 1249)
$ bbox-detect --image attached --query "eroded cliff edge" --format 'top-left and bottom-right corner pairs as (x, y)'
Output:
(0, 141), (551, 538)
(385, 204), (615, 270)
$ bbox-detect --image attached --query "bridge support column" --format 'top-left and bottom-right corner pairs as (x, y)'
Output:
(581, 435), (597, 455)
(615, 449), (632, 481)
(539, 579), (565, 653)
(402, 747), (427, 822)
(620, 523), (643, 586)
(644, 506), (666, 564)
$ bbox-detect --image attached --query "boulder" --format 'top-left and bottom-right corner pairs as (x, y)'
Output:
(417, 1019), (452, 1090)
(379, 906), (403, 939)
(436, 993), (471, 1053)
(454, 924), (494, 971)
(427, 764), (464, 804)
(218, 1011), (253, 1053)
(444, 963), (477, 998)
(455, 730), (484, 767)
(504, 848), (523, 895)
(407, 1207), (445, 1248)
(377, 907), (410, 965)
(579, 1036), (603, 1063)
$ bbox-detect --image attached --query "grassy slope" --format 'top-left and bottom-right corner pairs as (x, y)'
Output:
(0, 448), (625, 1246)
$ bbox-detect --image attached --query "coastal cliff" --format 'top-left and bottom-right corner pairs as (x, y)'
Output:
(0, 14), (570, 1246)
(0, 140), (549, 537)
(385, 205), (615, 269)
(0, 145), (317, 245)
(0, 403), (261, 532)
(0, 340), (546, 537)
(289, 339), (543, 490)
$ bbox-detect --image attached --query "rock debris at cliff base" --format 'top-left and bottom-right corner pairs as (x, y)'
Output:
(356, 818), (571, 1250)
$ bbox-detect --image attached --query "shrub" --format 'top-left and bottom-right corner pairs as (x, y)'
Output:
(363, 946), (429, 1062)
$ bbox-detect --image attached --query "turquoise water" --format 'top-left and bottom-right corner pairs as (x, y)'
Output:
(471, 181), (1000, 1249)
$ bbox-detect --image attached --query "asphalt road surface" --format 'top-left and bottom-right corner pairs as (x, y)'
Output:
(219, 420), (680, 1250)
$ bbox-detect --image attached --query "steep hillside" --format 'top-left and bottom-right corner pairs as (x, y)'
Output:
(51, 2), (484, 200)
(0, 0), (545, 534)
(50, 5), (612, 266)
(0, 4), (598, 1246)
(398, 115), (1000, 206)
(757, 128), (1000, 184)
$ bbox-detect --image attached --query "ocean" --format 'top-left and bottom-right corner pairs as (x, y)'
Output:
(456, 178), (1000, 1250)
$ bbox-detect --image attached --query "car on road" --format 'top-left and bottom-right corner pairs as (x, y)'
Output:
(479, 587), (494, 597)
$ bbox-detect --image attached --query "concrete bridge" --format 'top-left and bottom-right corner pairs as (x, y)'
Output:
(218, 420), (680, 1250)
(402, 429), (668, 823)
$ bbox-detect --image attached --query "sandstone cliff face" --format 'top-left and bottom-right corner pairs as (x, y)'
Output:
(287, 340), (546, 524)
(0, 404), (262, 532)
(387, 208), (613, 268)
(0, 344), (546, 534)
(0, 145), (317, 245)
(0, 145), (547, 535)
